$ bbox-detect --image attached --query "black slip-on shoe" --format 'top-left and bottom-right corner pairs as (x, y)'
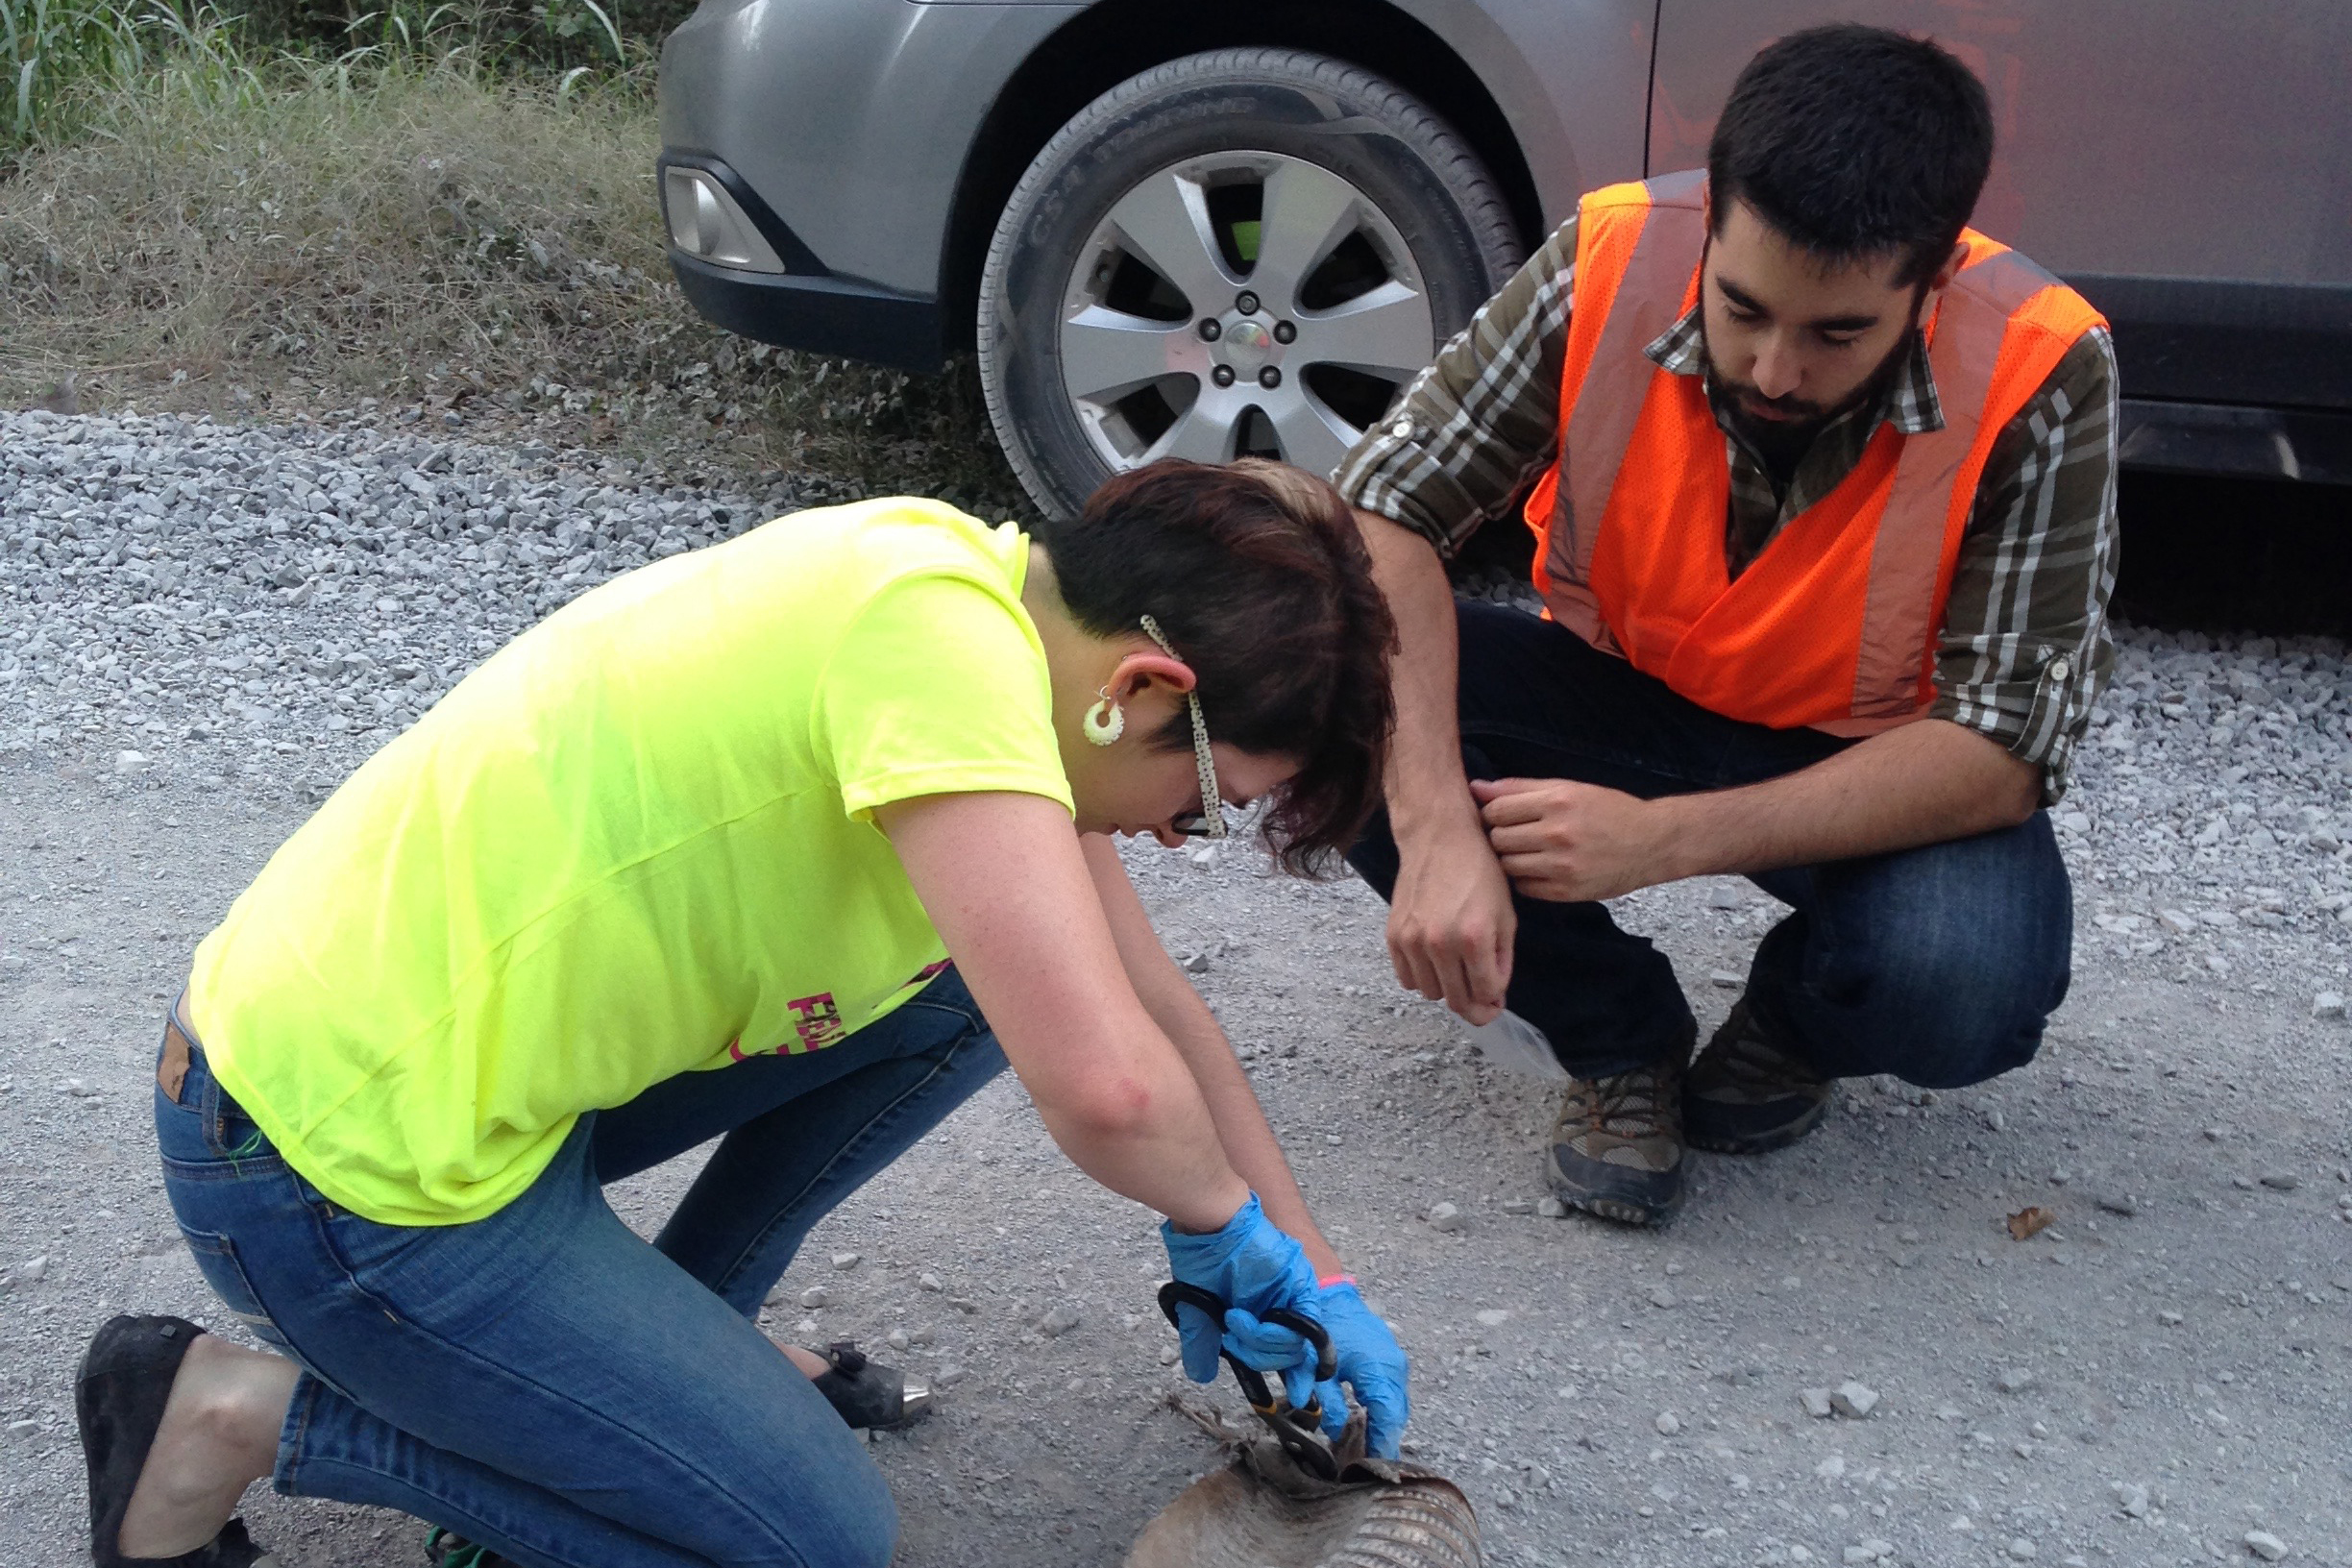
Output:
(1683, 999), (1832, 1155)
(1544, 1035), (1691, 1227)
(76, 1314), (278, 1568)
(809, 1340), (933, 1431)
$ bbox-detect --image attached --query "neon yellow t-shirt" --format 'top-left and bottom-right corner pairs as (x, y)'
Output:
(187, 498), (1069, 1226)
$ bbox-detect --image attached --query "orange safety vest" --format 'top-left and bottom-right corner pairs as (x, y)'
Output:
(1523, 170), (2106, 734)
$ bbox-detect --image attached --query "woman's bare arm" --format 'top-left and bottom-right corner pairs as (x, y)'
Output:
(1079, 835), (1346, 1279)
(876, 791), (1250, 1233)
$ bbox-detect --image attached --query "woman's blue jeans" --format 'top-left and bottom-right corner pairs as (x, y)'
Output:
(155, 968), (1008, 1568)
(1347, 600), (2074, 1084)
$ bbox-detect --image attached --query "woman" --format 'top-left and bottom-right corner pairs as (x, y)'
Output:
(76, 457), (1409, 1568)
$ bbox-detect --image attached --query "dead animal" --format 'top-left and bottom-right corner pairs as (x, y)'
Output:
(1125, 1409), (1480, 1568)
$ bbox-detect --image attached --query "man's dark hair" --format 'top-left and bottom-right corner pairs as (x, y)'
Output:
(1708, 23), (1995, 287)
(1036, 458), (1397, 876)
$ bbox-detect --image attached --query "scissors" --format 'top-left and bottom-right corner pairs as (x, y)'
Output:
(1157, 1280), (1341, 1482)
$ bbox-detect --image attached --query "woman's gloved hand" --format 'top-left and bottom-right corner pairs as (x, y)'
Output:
(1158, 1193), (1320, 1384)
(1224, 1278), (1410, 1460)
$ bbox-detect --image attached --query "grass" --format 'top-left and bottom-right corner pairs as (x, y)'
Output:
(0, 5), (1029, 517)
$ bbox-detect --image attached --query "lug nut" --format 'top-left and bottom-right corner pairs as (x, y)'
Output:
(1212, 365), (1237, 387)
(1197, 319), (1221, 342)
(1235, 290), (1261, 315)
(1258, 366), (1282, 389)
(1273, 321), (1296, 344)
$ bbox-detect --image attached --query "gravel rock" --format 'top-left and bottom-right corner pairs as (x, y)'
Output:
(831, 1251), (863, 1270)
(2315, 991), (2346, 1020)
(2112, 1481), (2149, 1517)
(798, 1286), (831, 1309)
(1534, 1197), (1567, 1219)
(1652, 1410), (1679, 1435)
(2244, 1531), (2289, 1561)
(1830, 1381), (1879, 1418)
(1800, 1387), (1835, 1419)
(1996, 1368), (2037, 1394)
(2258, 1172), (2300, 1191)
(1038, 1301), (1083, 1337)
(1425, 1202), (1466, 1233)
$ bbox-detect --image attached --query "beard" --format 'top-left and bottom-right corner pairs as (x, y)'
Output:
(1703, 301), (1924, 462)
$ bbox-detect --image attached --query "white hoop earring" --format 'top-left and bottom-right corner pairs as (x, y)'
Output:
(1083, 691), (1125, 747)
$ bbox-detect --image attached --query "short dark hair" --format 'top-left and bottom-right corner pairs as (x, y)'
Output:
(1708, 23), (1994, 287)
(1037, 458), (1397, 876)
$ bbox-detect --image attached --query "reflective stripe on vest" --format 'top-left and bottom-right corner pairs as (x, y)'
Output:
(1521, 172), (2106, 733)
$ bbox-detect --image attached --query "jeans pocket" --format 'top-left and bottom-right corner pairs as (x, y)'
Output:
(176, 1226), (295, 1353)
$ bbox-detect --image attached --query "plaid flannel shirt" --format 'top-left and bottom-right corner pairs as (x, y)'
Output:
(1335, 215), (2119, 802)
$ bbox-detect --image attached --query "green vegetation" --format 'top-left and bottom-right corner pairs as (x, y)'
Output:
(0, 0), (1027, 517)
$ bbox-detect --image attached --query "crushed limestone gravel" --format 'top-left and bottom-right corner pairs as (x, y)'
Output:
(3, 410), (2349, 1567)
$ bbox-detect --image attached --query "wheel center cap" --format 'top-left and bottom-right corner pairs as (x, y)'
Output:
(1219, 318), (1275, 370)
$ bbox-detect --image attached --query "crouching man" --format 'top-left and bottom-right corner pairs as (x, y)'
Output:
(1339, 25), (2117, 1224)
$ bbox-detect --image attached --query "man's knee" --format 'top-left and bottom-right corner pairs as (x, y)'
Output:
(1794, 821), (2072, 1087)
(1850, 894), (2070, 1089)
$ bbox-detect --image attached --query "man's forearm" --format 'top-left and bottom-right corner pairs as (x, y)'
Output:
(1655, 718), (2042, 880)
(1352, 509), (1481, 843)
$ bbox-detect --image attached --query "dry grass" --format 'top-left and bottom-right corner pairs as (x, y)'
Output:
(0, 57), (1029, 515)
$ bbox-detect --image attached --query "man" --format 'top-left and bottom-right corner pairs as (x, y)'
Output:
(1336, 24), (2116, 1224)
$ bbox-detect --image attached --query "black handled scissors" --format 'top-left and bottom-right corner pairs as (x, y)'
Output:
(1157, 1280), (1341, 1482)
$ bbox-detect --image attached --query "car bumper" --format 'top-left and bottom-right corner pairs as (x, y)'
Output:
(668, 253), (944, 373)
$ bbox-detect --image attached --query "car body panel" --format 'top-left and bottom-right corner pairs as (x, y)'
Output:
(1649, 0), (2352, 287)
(662, 0), (1082, 295)
(1390, 0), (1655, 223)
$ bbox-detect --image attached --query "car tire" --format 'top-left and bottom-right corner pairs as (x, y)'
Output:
(978, 47), (1525, 520)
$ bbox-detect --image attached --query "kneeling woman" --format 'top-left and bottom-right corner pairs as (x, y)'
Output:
(81, 459), (1405, 1568)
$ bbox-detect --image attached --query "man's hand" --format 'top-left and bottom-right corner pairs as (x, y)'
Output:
(1385, 818), (1516, 1024)
(1474, 776), (1682, 902)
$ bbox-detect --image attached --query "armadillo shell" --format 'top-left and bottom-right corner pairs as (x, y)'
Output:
(1124, 1435), (1480, 1568)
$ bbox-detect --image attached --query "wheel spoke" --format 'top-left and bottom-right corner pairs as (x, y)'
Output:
(1148, 397), (1244, 465)
(1061, 306), (1193, 405)
(1105, 171), (1239, 317)
(1264, 391), (1362, 480)
(1248, 159), (1365, 310)
(1300, 280), (1434, 380)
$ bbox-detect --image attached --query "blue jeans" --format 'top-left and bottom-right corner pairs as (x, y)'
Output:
(155, 968), (1008, 1568)
(1347, 601), (2073, 1085)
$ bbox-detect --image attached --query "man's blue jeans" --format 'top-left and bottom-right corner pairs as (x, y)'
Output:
(155, 968), (1008, 1568)
(1347, 600), (2073, 1085)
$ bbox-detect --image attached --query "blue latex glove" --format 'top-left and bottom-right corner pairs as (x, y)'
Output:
(1225, 1279), (1411, 1459)
(1159, 1193), (1321, 1384)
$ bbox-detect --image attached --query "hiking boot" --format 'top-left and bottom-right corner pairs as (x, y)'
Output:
(1543, 1030), (1691, 1226)
(1683, 999), (1831, 1154)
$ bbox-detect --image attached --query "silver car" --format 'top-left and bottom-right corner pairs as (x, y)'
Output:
(657, 1), (2352, 517)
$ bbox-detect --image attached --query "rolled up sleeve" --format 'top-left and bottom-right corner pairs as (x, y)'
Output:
(1333, 219), (1580, 558)
(1928, 327), (2120, 804)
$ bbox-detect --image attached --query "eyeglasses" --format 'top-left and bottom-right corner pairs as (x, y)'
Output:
(1139, 614), (1226, 841)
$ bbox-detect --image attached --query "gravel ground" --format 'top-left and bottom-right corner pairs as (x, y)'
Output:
(3, 411), (2350, 1568)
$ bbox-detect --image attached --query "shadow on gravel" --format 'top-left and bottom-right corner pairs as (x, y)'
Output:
(2116, 473), (2352, 640)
